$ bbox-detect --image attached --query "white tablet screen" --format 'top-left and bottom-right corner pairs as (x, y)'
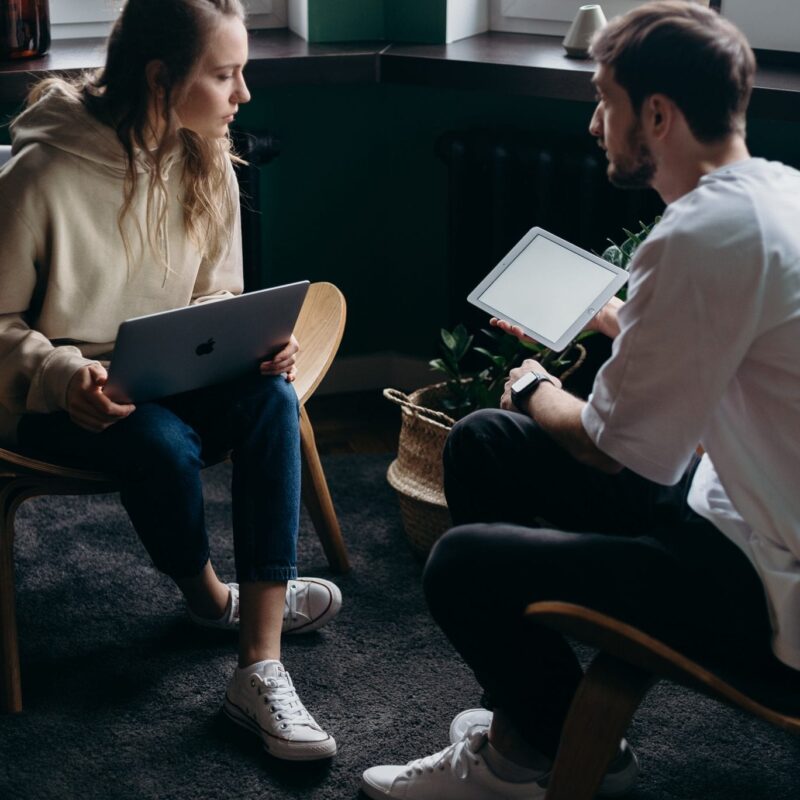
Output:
(477, 234), (616, 342)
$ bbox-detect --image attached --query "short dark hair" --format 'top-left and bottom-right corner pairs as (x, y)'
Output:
(590, 0), (755, 142)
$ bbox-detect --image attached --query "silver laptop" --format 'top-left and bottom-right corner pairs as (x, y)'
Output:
(104, 280), (309, 404)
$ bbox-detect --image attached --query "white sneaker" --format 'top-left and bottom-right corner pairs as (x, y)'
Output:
(187, 577), (342, 634)
(224, 659), (337, 761)
(186, 583), (240, 630)
(448, 707), (493, 743)
(283, 577), (343, 634)
(360, 729), (548, 800)
(448, 708), (640, 797)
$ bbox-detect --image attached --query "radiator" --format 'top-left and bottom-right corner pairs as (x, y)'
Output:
(435, 129), (664, 327)
(231, 130), (281, 292)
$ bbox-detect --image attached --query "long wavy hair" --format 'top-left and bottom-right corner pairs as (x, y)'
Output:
(27, 0), (246, 268)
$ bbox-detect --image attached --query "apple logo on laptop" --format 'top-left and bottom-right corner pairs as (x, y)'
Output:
(195, 338), (215, 356)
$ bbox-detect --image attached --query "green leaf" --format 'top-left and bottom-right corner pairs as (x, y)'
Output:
(474, 346), (505, 367)
(442, 396), (467, 412)
(453, 335), (474, 362)
(602, 244), (624, 267)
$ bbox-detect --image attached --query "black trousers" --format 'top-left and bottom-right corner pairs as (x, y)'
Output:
(424, 408), (775, 758)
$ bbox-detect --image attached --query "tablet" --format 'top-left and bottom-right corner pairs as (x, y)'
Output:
(467, 226), (629, 352)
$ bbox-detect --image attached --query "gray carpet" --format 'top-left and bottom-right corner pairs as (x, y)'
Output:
(1, 453), (798, 799)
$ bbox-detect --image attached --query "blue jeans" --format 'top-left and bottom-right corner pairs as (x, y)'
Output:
(17, 373), (301, 583)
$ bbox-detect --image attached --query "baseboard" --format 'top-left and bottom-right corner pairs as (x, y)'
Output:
(316, 352), (436, 395)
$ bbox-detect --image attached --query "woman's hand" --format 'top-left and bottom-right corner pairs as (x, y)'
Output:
(66, 364), (136, 432)
(260, 335), (299, 382)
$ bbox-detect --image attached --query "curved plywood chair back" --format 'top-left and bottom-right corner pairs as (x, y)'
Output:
(0, 450), (113, 484)
(1, 281), (349, 713)
(292, 282), (347, 406)
(527, 601), (800, 733)
(526, 601), (800, 800)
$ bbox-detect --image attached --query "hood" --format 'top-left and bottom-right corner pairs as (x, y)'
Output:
(10, 81), (130, 175)
(11, 81), (183, 283)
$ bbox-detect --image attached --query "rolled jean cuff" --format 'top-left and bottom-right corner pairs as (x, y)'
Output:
(236, 565), (298, 583)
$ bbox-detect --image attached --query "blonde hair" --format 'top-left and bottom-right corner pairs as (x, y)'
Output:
(27, 0), (247, 269)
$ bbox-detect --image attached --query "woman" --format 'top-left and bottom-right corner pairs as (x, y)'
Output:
(0, 0), (338, 761)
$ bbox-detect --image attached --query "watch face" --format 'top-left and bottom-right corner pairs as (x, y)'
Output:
(511, 371), (538, 393)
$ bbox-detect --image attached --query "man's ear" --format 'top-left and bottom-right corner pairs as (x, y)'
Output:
(644, 94), (672, 140)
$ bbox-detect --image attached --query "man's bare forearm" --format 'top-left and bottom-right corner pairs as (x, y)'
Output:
(524, 383), (622, 473)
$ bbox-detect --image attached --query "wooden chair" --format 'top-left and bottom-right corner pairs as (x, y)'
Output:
(0, 280), (349, 714)
(526, 601), (800, 800)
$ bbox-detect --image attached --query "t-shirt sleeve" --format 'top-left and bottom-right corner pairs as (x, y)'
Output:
(581, 206), (766, 485)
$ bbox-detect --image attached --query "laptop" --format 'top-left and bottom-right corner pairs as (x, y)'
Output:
(104, 280), (309, 404)
(467, 227), (629, 352)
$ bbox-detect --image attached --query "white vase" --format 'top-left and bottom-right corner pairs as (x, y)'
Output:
(563, 4), (608, 59)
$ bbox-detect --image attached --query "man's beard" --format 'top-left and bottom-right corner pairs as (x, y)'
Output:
(607, 120), (656, 189)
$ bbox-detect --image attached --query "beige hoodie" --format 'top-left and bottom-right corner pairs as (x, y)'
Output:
(0, 83), (243, 443)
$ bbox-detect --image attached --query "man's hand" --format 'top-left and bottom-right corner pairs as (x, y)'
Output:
(490, 317), (535, 343)
(500, 358), (562, 412)
(492, 295), (626, 342)
(66, 364), (136, 432)
(260, 335), (299, 382)
(584, 296), (625, 338)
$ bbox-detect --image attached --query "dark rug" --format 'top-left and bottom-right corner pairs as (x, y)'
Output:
(1, 454), (798, 799)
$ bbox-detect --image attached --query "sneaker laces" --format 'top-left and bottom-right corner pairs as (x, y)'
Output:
(227, 585), (240, 625)
(255, 671), (321, 732)
(404, 728), (486, 780)
(285, 582), (299, 622)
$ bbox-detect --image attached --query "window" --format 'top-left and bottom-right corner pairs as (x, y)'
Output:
(490, 0), (681, 36)
(489, 1), (798, 54)
(49, 0), (119, 39)
(720, 0), (800, 53)
(49, 0), (288, 40)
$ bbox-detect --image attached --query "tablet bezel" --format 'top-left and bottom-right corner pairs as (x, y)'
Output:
(467, 226), (630, 352)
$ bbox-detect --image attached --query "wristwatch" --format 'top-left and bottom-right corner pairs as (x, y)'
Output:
(510, 371), (554, 413)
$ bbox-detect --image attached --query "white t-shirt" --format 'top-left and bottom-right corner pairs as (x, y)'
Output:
(581, 158), (800, 670)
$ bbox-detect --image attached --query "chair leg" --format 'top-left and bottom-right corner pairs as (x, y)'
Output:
(0, 479), (23, 713)
(545, 652), (655, 800)
(299, 406), (350, 574)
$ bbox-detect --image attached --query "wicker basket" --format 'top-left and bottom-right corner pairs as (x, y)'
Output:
(383, 384), (456, 558)
(383, 343), (587, 557)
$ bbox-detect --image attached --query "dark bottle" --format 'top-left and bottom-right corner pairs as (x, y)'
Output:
(1, 0), (50, 60)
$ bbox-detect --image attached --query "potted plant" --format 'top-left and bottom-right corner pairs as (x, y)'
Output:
(601, 218), (659, 273)
(385, 220), (659, 557)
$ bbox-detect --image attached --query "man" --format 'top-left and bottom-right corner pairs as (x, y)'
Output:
(361, 2), (800, 799)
